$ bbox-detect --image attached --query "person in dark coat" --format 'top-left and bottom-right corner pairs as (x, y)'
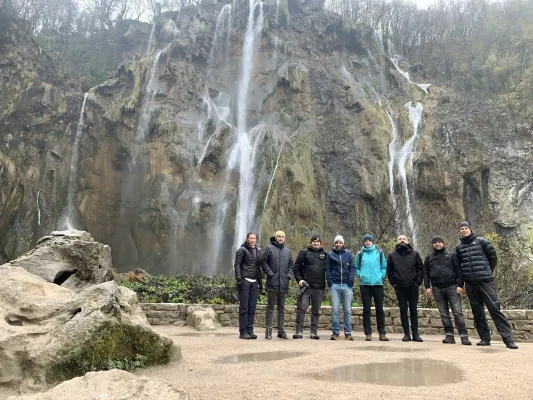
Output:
(234, 232), (262, 340)
(455, 221), (518, 349)
(387, 234), (424, 342)
(293, 234), (327, 340)
(261, 230), (294, 339)
(424, 235), (471, 345)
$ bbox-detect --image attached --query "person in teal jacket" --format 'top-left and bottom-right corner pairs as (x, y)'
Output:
(355, 234), (388, 341)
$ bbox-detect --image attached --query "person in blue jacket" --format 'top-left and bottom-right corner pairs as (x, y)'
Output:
(325, 235), (355, 340)
(355, 234), (388, 341)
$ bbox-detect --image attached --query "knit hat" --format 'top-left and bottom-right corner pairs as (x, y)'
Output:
(275, 230), (285, 238)
(459, 221), (471, 229)
(362, 234), (373, 242)
(310, 235), (321, 243)
(431, 235), (444, 244)
(334, 235), (344, 244)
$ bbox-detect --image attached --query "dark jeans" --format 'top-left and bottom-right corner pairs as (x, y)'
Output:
(266, 291), (287, 331)
(394, 286), (419, 335)
(360, 285), (386, 335)
(295, 288), (324, 333)
(465, 281), (513, 341)
(237, 280), (259, 334)
(433, 285), (467, 337)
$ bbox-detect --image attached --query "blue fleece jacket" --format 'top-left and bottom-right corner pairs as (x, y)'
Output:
(355, 245), (387, 286)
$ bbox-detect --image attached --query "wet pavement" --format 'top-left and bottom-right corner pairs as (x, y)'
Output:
(356, 346), (424, 352)
(311, 359), (464, 386)
(218, 351), (308, 363)
(172, 332), (235, 337)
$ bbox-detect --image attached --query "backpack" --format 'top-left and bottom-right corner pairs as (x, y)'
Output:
(357, 249), (385, 266)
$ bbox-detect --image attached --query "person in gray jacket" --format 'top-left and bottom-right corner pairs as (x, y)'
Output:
(261, 230), (294, 339)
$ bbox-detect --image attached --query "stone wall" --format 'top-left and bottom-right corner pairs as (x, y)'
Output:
(141, 303), (533, 342)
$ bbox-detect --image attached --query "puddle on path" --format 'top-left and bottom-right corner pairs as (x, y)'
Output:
(218, 351), (308, 363)
(357, 346), (424, 353)
(173, 332), (234, 337)
(311, 359), (463, 386)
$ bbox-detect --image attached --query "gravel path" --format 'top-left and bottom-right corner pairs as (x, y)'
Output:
(139, 326), (533, 400)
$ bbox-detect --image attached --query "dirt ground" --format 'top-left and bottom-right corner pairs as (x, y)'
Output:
(2, 326), (532, 400)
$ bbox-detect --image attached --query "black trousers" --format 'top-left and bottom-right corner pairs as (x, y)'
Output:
(295, 288), (324, 333)
(360, 285), (386, 335)
(465, 280), (513, 341)
(433, 285), (467, 337)
(394, 286), (419, 335)
(266, 291), (287, 331)
(237, 280), (259, 334)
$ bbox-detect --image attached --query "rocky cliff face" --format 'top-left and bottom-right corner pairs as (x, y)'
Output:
(1, 0), (532, 275)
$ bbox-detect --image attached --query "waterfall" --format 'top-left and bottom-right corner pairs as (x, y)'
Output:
(146, 21), (156, 55)
(160, 20), (179, 43)
(386, 109), (398, 208)
(397, 102), (423, 245)
(275, 0), (280, 23)
(389, 55), (431, 94)
(209, 5), (232, 67)
(36, 190), (41, 227)
(63, 92), (89, 230)
(232, 0), (264, 250)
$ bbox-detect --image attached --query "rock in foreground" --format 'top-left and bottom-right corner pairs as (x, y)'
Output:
(0, 266), (178, 393)
(7, 369), (190, 400)
(186, 306), (218, 331)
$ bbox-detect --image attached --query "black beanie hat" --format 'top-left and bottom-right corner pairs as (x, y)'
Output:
(431, 235), (444, 244)
(459, 221), (471, 229)
(310, 235), (321, 243)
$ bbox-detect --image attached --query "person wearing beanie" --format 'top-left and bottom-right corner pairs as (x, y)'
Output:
(423, 236), (471, 345)
(355, 234), (388, 341)
(325, 234), (355, 340)
(293, 235), (327, 340)
(386, 234), (424, 342)
(261, 230), (294, 339)
(455, 222), (518, 349)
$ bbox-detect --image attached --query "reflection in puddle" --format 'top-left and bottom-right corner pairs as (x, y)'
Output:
(476, 348), (504, 353)
(357, 346), (424, 353)
(173, 332), (234, 337)
(312, 359), (463, 386)
(219, 351), (308, 363)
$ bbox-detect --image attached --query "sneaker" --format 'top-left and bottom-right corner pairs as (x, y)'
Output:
(277, 331), (288, 339)
(504, 339), (519, 350)
(461, 337), (472, 346)
(248, 329), (257, 340)
(310, 332), (320, 340)
(330, 333), (340, 340)
(345, 334), (354, 341)
(412, 335), (424, 342)
(442, 336), (456, 344)
(402, 334), (411, 342)
(379, 334), (389, 342)
(265, 328), (272, 340)
(365, 335), (372, 341)
(293, 332), (303, 339)
(239, 333), (251, 340)
(476, 340), (491, 346)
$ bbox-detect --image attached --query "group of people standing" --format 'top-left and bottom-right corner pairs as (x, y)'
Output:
(233, 221), (518, 349)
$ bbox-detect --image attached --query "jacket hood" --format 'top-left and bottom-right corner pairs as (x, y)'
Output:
(362, 244), (377, 253)
(395, 243), (413, 255)
(270, 236), (284, 248)
(331, 246), (346, 253)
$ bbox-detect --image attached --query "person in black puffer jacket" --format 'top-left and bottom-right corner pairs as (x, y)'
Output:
(424, 236), (471, 345)
(455, 221), (518, 349)
(293, 234), (327, 340)
(234, 232), (262, 340)
(261, 231), (294, 339)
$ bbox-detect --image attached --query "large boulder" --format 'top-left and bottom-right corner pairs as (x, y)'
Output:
(0, 266), (179, 393)
(186, 306), (218, 331)
(7, 370), (190, 400)
(7, 230), (115, 292)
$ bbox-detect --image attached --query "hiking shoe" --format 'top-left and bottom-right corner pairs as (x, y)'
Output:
(277, 331), (288, 339)
(365, 335), (372, 341)
(476, 340), (491, 346)
(504, 339), (518, 350)
(442, 336), (456, 344)
(379, 334), (389, 341)
(412, 335), (424, 342)
(402, 334), (411, 342)
(330, 333), (340, 340)
(461, 337), (472, 346)
(310, 332), (320, 340)
(248, 329), (257, 339)
(265, 328), (272, 340)
(239, 333), (251, 340)
(345, 334), (354, 341)
(293, 332), (303, 339)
